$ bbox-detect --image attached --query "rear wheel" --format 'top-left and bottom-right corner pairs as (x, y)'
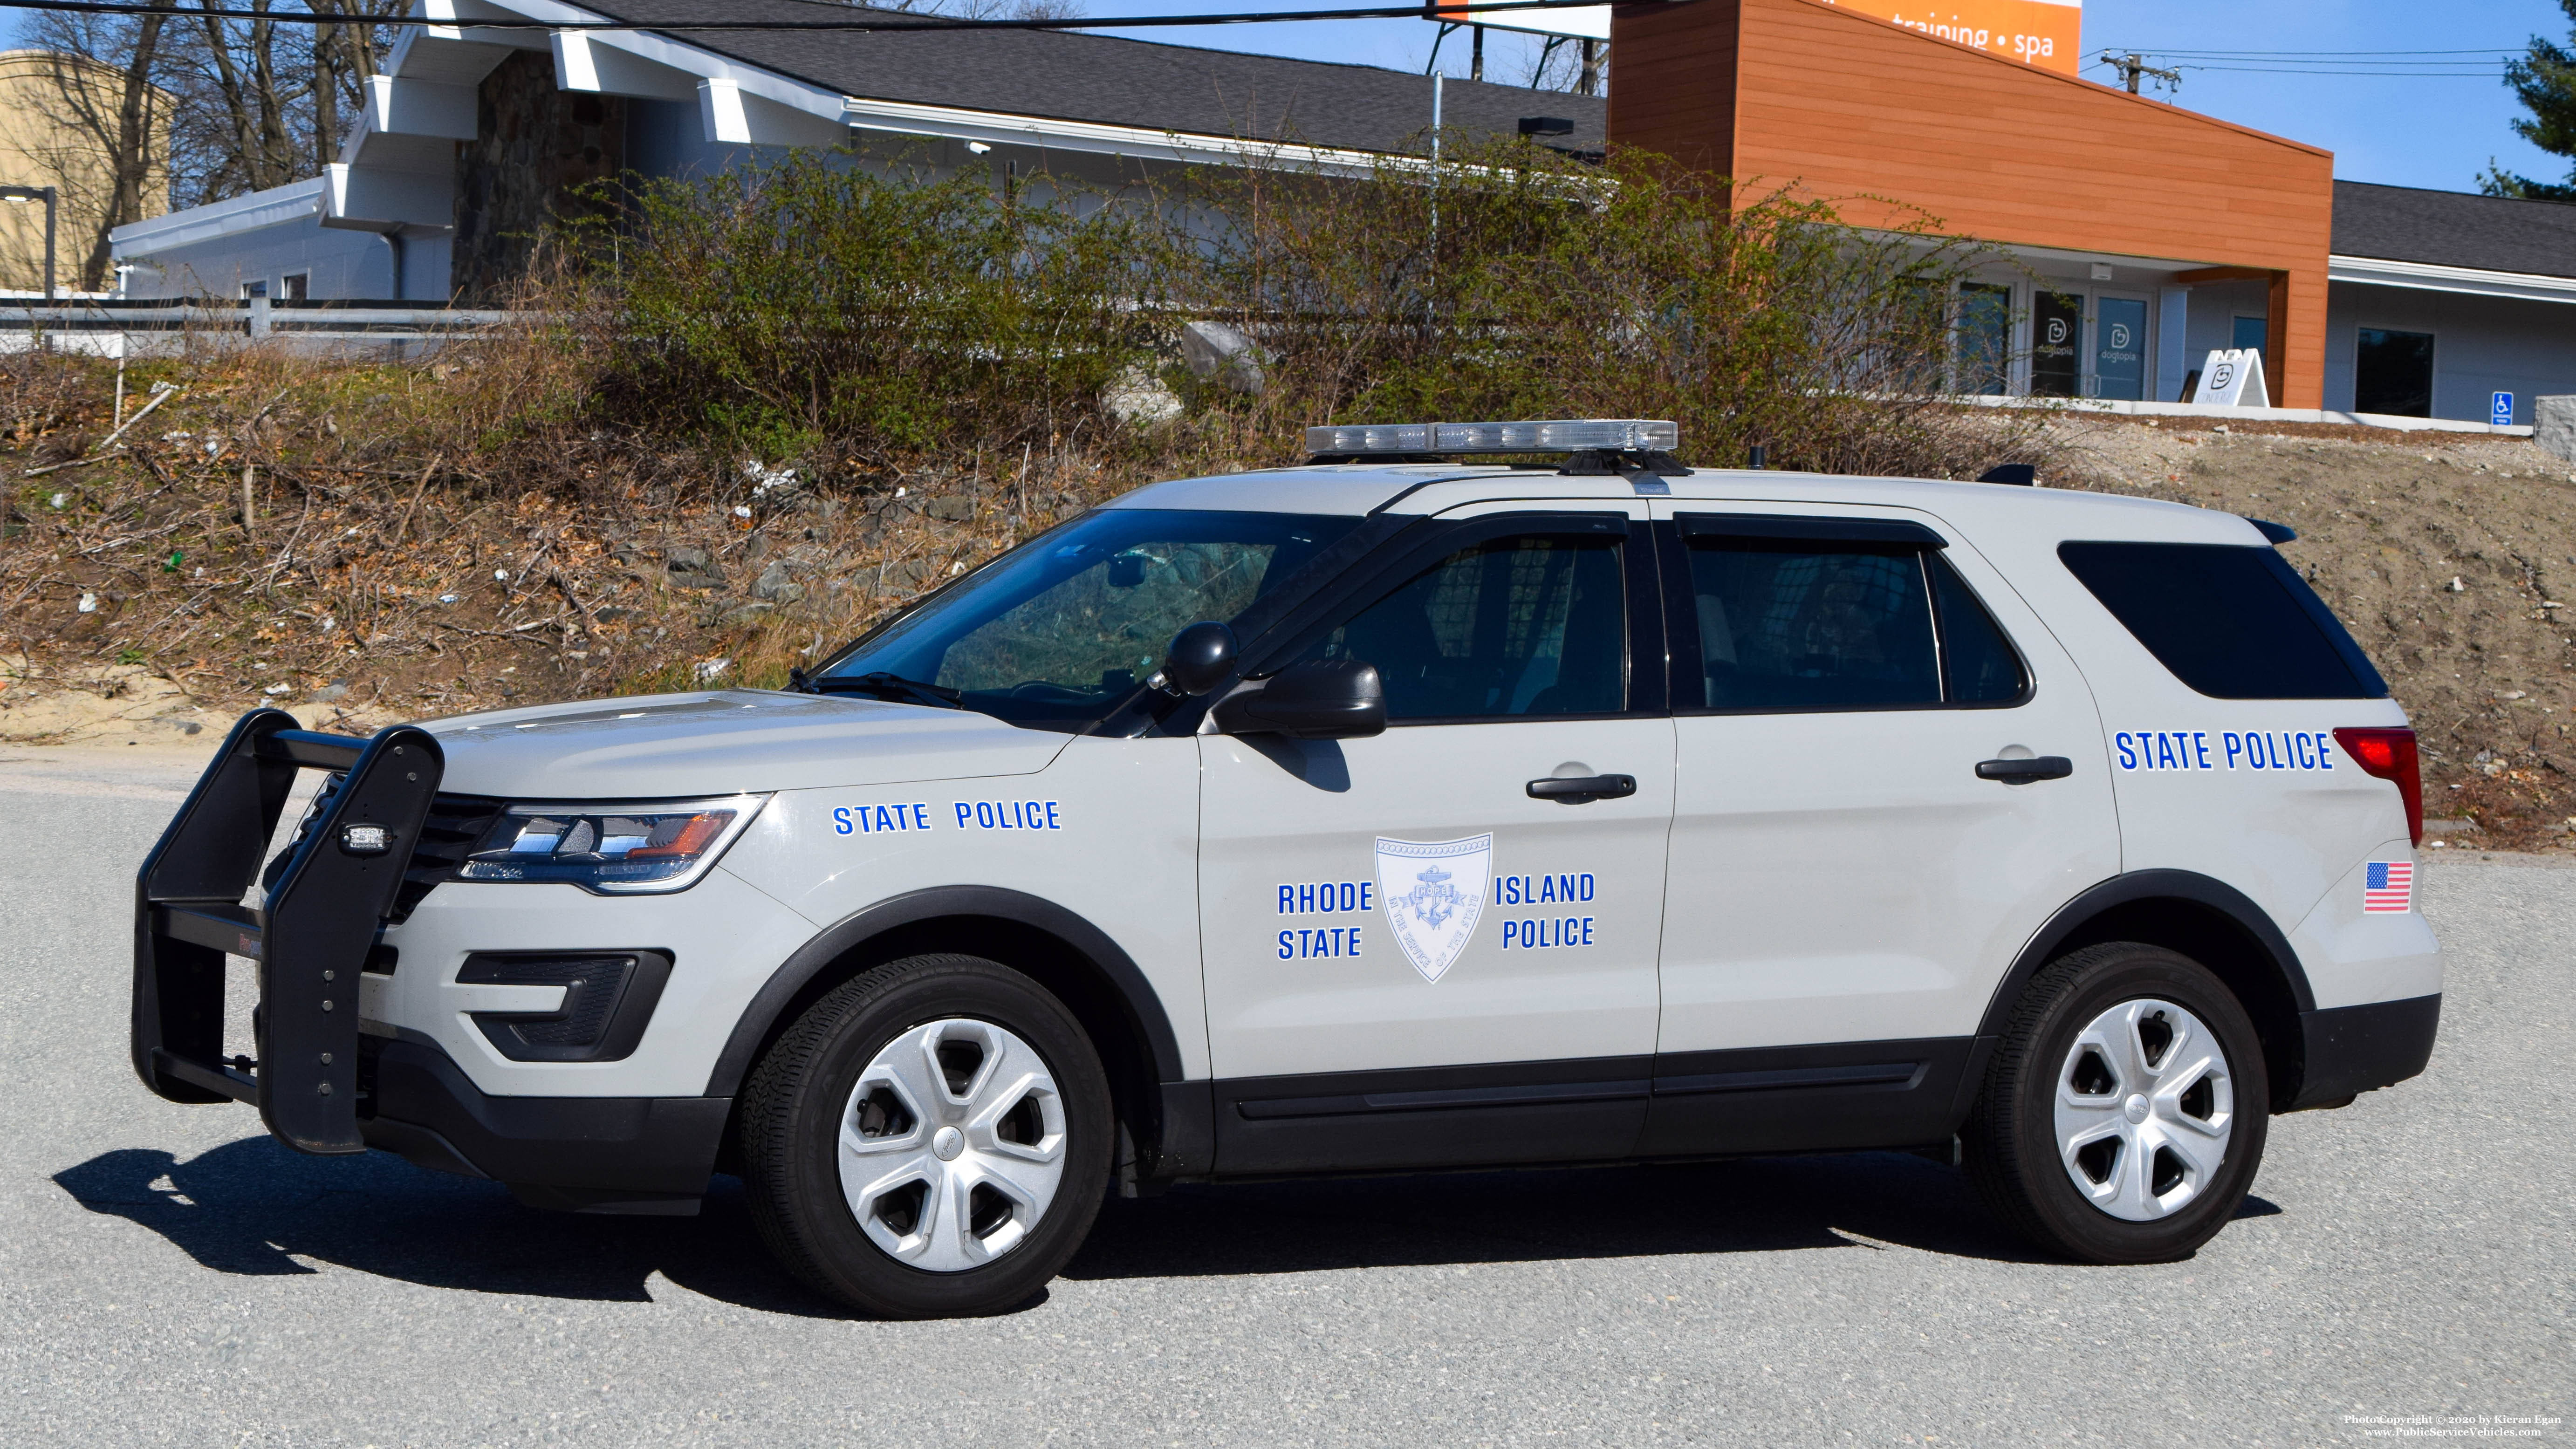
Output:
(738, 954), (1111, 1317)
(1963, 942), (2268, 1264)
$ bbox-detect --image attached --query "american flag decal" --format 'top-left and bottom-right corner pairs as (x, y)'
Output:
(2363, 861), (2413, 914)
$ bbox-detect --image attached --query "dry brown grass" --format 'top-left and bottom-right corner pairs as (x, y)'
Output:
(0, 336), (1138, 735)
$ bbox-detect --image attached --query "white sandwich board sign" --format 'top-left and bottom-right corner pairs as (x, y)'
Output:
(2193, 348), (2270, 408)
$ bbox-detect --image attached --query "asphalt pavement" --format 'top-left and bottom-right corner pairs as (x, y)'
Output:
(1, 745), (2567, 1446)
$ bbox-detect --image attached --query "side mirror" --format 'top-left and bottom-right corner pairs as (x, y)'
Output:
(1214, 657), (1386, 740)
(1158, 621), (1237, 697)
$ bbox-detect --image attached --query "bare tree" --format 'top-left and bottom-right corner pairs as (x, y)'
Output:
(1522, 35), (1607, 96)
(21, 7), (175, 290)
(875, 0), (1091, 21)
(306, 0), (398, 175)
(129, 0), (396, 208)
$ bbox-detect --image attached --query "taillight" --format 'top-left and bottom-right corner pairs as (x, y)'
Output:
(2334, 727), (2423, 847)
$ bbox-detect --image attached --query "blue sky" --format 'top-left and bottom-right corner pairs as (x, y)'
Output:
(6, 0), (2562, 192)
(1079, 0), (2573, 192)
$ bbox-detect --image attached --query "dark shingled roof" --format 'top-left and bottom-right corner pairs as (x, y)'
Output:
(2334, 180), (2576, 280)
(578, 0), (1607, 155)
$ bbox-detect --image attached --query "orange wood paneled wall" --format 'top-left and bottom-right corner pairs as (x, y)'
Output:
(1610, 0), (2336, 408)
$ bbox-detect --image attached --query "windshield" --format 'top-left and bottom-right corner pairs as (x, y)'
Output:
(817, 508), (1362, 726)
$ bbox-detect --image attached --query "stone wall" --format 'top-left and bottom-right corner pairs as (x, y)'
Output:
(450, 50), (625, 303)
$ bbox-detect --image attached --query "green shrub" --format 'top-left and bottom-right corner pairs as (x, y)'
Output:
(564, 137), (2040, 480)
(575, 152), (1156, 465)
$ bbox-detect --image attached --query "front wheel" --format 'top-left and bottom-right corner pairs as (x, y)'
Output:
(738, 954), (1112, 1317)
(1963, 942), (2269, 1264)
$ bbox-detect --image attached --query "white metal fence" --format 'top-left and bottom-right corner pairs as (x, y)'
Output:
(0, 298), (525, 359)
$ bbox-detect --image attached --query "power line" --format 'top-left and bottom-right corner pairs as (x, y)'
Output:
(2172, 65), (2507, 78)
(2096, 46), (2522, 58)
(0, 0), (1621, 28)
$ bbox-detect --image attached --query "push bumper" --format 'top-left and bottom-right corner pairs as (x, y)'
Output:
(2288, 993), (2441, 1110)
(133, 710), (444, 1153)
(361, 1035), (728, 1215)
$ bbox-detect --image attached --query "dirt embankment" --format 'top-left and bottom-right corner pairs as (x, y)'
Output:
(8, 368), (2573, 849)
(2, 365), (1112, 747)
(2064, 418), (2576, 850)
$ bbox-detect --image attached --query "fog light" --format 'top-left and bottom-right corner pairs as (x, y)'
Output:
(341, 823), (393, 855)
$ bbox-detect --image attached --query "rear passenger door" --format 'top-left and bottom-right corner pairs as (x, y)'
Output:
(1641, 505), (2120, 1155)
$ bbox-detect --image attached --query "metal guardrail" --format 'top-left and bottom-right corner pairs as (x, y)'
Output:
(3, 299), (524, 335)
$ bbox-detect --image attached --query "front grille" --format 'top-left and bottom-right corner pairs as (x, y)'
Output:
(390, 792), (508, 922)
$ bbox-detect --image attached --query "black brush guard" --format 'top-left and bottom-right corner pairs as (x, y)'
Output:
(132, 708), (445, 1154)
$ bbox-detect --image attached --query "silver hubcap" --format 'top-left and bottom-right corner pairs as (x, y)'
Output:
(837, 1018), (1067, 1272)
(2054, 998), (2234, 1221)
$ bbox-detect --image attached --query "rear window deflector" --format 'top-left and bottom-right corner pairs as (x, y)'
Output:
(1678, 513), (1948, 549)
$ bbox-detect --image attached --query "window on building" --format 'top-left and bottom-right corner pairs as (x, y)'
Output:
(2231, 315), (2267, 353)
(239, 280), (266, 300)
(280, 272), (309, 301)
(2094, 297), (2147, 401)
(1954, 282), (2012, 396)
(2030, 291), (2082, 397)
(2355, 328), (2434, 417)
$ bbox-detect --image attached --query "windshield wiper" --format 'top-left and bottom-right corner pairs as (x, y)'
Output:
(807, 670), (964, 709)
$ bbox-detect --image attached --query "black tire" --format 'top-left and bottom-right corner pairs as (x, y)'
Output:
(738, 953), (1112, 1317)
(1962, 942), (2270, 1264)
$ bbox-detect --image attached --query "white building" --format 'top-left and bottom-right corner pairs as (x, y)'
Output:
(110, 0), (1599, 304)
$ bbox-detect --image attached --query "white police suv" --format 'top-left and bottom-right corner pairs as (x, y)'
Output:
(133, 420), (2439, 1317)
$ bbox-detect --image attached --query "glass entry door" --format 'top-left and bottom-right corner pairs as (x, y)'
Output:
(2094, 295), (2149, 401)
(2030, 292), (2083, 397)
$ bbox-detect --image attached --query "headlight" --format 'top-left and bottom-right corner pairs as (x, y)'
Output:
(458, 795), (769, 894)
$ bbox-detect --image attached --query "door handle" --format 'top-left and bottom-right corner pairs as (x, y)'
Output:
(1976, 756), (2074, 784)
(1527, 773), (1637, 803)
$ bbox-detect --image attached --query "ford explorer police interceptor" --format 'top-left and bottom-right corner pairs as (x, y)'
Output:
(132, 420), (2440, 1318)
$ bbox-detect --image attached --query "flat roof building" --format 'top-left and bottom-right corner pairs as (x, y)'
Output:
(108, 0), (2575, 425)
(1610, 0), (2576, 424)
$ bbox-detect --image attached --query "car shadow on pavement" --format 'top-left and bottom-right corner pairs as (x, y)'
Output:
(1064, 1150), (2064, 1280)
(50, 1136), (840, 1318)
(54, 1137), (2285, 1315)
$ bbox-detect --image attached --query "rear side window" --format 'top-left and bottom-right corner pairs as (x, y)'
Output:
(2059, 541), (2389, 699)
(1930, 556), (2026, 704)
(1679, 526), (2028, 711)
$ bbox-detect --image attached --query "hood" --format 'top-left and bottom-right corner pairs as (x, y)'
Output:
(418, 690), (1073, 799)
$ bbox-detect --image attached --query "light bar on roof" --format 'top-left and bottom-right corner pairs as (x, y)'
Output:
(1304, 419), (1679, 457)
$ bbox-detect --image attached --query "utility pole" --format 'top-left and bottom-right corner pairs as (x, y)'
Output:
(1471, 24), (1483, 82)
(2098, 50), (2180, 96)
(1578, 39), (1601, 96)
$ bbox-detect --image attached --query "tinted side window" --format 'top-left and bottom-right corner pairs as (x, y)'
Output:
(2059, 541), (2389, 699)
(1930, 554), (2028, 704)
(1687, 541), (1939, 710)
(1307, 533), (1626, 720)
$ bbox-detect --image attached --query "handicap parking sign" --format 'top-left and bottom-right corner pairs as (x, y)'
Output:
(2494, 391), (2515, 426)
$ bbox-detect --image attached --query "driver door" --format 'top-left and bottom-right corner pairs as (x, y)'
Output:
(1195, 504), (1676, 1175)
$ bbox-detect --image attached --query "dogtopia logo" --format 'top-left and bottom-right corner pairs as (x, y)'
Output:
(1822, 0), (2083, 74)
